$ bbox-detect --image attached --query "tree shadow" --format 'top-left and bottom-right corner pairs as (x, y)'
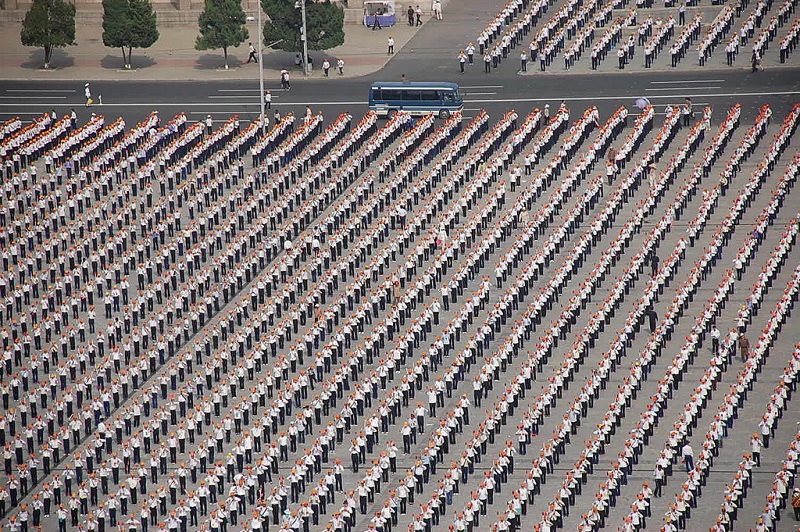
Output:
(194, 53), (245, 70)
(263, 50), (321, 73)
(100, 54), (157, 70)
(20, 49), (75, 70)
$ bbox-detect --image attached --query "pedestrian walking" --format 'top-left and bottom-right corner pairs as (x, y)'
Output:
(415, 5), (423, 25)
(247, 43), (258, 64)
(618, 47), (626, 69)
(432, 0), (442, 20)
(407, 5), (414, 25)
(520, 50), (528, 72)
(264, 90), (272, 109)
(84, 83), (92, 106)
(322, 58), (331, 77)
(752, 51), (762, 72)
(458, 51), (467, 73)
(280, 70), (291, 90)
(337, 58), (345, 75)
(483, 53), (492, 73)
(372, 11), (382, 30)
(678, 3), (686, 25)
(388, 36), (395, 55)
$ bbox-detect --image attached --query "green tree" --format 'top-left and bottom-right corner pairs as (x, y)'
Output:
(102, 0), (159, 69)
(262, 0), (344, 53)
(195, 0), (250, 69)
(20, 0), (76, 69)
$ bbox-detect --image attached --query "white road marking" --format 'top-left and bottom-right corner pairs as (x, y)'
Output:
(462, 90), (800, 102)
(634, 102), (710, 110)
(464, 92), (497, 95)
(649, 79), (725, 84)
(2, 90), (796, 108)
(186, 113), (253, 122)
(645, 86), (721, 91)
(5, 89), (77, 93)
(0, 100), (369, 107)
(0, 112), (56, 116)
(208, 95), (280, 99)
(217, 88), (289, 92)
(0, 96), (68, 99)
(461, 85), (503, 89)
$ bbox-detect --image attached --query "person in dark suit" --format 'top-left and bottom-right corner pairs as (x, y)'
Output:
(651, 254), (660, 277)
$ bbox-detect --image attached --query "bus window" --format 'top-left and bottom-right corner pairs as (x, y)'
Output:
(402, 90), (422, 101)
(382, 89), (402, 101)
(420, 90), (440, 101)
(442, 92), (455, 102)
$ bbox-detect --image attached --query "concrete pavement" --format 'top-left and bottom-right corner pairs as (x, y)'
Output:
(0, 15), (420, 81)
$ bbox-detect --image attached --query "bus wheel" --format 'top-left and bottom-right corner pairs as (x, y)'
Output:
(438, 109), (451, 120)
(387, 109), (398, 119)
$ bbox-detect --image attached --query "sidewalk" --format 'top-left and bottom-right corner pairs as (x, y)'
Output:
(0, 17), (419, 81)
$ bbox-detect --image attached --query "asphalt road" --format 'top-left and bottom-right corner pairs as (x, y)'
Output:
(1, 52), (799, 127)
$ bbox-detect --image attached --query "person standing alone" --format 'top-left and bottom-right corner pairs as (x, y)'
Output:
(247, 43), (258, 64)
(387, 36), (395, 55)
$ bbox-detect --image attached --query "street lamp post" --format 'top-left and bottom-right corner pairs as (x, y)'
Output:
(298, 0), (310, 76)
(248, 10), (266, 134)
(256, 6), (266, 133)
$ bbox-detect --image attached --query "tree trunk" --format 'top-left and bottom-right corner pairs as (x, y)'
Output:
(43, 45), (52, 69)
(127, 47), (133, 69)
(223, 47), (229, 69)
(120, 47), (127, 68)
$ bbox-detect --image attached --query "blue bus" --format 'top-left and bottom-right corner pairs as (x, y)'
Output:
(368, 81), (463, 119)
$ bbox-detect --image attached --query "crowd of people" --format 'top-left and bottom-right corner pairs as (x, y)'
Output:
(464, 0), (796, 72)
(0, 91), (799, 532)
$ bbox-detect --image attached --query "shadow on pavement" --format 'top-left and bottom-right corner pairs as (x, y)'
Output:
(100, 54), (157, 70)
(195, 53), (244, 70)
(20, 49), (75, 70)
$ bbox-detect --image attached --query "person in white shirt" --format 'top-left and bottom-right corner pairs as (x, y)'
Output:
(682, 443), (694, 471)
